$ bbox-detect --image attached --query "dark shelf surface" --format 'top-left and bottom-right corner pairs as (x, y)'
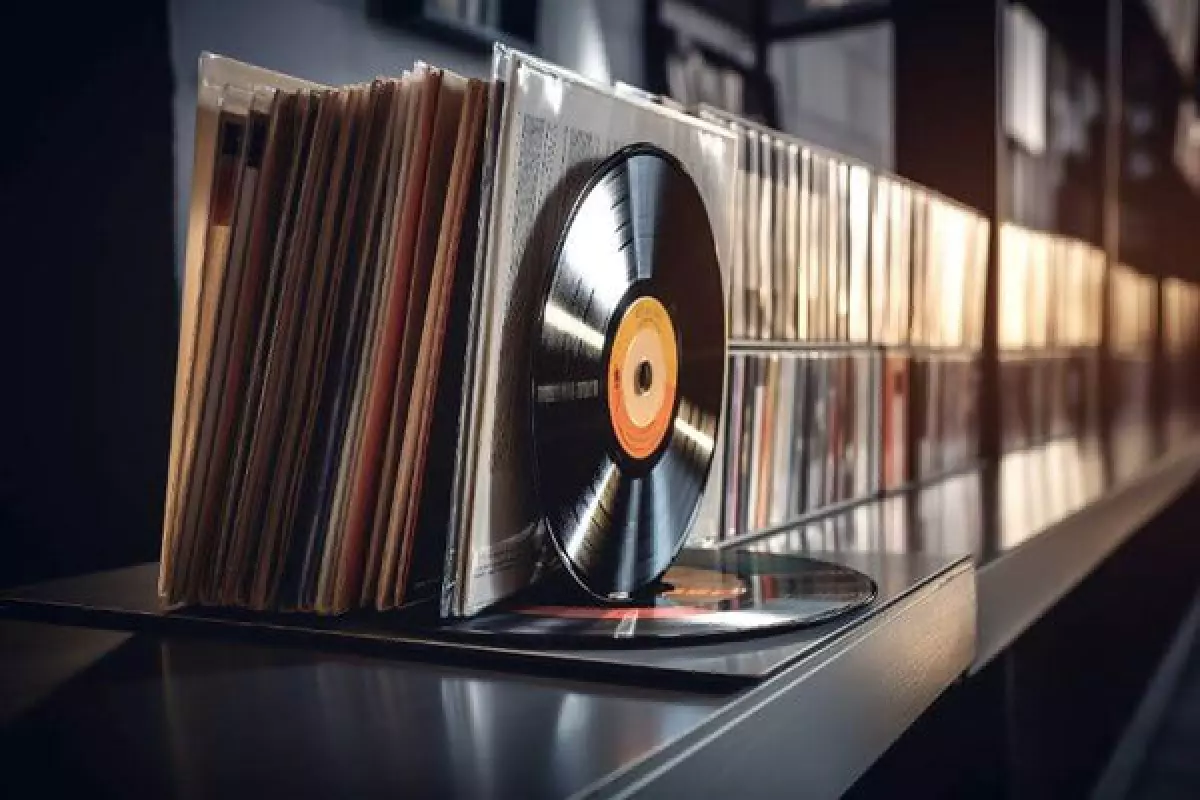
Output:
(0, 548), (966, 688)
(8, 433), (1195, 795)
(0, 552), (974, 799)
(0, 618), (720, 799)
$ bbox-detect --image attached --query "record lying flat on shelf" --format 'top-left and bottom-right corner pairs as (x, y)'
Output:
(447, 548), (876, 643)
(530, 144), (727, 602)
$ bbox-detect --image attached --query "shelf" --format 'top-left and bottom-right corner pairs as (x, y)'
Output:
(974, 438), (1200, 671)
(7, 435), (1200, 794)
(2, 539), (974, 797)
(0, 548), (970, 690)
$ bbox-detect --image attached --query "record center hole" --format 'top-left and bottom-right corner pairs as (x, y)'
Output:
(635, 360), (654, 395)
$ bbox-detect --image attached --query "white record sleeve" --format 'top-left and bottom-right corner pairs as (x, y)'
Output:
(758, 132), (775, 340)
(769, 356), (797, 526)
(869, 175), (890, 345)
(848, 164), (871, 343)
(745, 130), (762, 338)
(443, 47), (737, 616)
(729, 122), (747, 339)
(784, 143), (800, 341)
(772, 139), (788, 340)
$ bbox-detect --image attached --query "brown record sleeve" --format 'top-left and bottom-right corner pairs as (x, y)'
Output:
(160, 81), (225, 600)
(389, 78), (489, 607)
(370, 70), (466, 610)
(172, 108), (252, 602)
(340, 69), (441, 606)
(287, 82), (395, 611)
(188, 97), (275, 604)
(162, 107), (245, 603)
(214, 92), (304, 602)
(324, 77), (414, 605)
(239, 90), (340, 609)
(254, 88), (361, 608)
(221, 91), (319, 604)
(291, 79), (401, 608)
(323, 78), (410, 606)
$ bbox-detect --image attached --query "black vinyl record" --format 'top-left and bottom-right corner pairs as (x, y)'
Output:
(449, 549), (877, 644)
(531, 144), (726, 601)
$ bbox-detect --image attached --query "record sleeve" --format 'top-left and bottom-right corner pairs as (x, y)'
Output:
(745, 130), (762, 338)
(721, 355), (747, 540)
(848, 164), (871, 344)
(811, 151), (830, 340)
(172, 92), (255, 604)
(443, 49), (737, 616)
(218, 90), (312, 604)
(746, 356), (769, 531)
(968, 214), (990, 349)
(783, 143), (800, 340)
(162, 58), (326, 605)
(854, 350), (877, 498)
(757, 132), (774, 339)
(737, 355), (759, 537)
(786, 353), (810, 518)
(798, 146), (813, 340)
(214, 91), (311, 605)
(888, 182), (913, 346)
(869, 175), (890, 345)
(805, 353), (829, 510)
(771, 139), (788, 340)
(728, 122), (747, 339)
(881, 353), (909, 490)
(909, 190), (929, 347)
(921, 355), (943, 479)
(836, 354), (857, 502)
(759, 356), (781, 529)
(830, 159), (847, 342)
(769, 357), (798, 526)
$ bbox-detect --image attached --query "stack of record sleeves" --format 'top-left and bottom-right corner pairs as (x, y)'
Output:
(160, 49), (741, 617)
(1164, 278), (1200, 438)
(161, 59), (491, 612)
(1106, 262), (1159, 451)
(997, 224), (1106, 452)
(700, 110), (989, 542)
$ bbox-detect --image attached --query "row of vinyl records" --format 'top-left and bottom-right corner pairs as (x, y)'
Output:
(720, 350), (981, 541)
(701, 108), (990, 348)
(1164, 278), (1200, 433)
(1111, 271), (1200, 437)
(998, 224), (1106, 350)
(719, 239), (1200, 541)
(999, 238), (1200, 361)
(720, 339), (1200, 543)
(1164, 276), (1200, 361)
(160, 60), (492, 613)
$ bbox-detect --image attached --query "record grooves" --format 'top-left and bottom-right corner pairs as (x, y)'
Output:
(530, 144), (727, 603)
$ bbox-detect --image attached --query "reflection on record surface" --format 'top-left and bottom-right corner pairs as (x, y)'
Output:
(450, 548), (875, 643)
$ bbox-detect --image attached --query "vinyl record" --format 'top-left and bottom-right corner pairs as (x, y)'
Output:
(448, 548), (877, 643)
(531, 144), (726, 601)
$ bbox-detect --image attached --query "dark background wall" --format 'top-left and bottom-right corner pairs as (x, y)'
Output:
(1, 4), (178, 587)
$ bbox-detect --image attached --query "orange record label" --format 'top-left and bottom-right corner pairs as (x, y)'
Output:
(607, 295), (678, 460)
